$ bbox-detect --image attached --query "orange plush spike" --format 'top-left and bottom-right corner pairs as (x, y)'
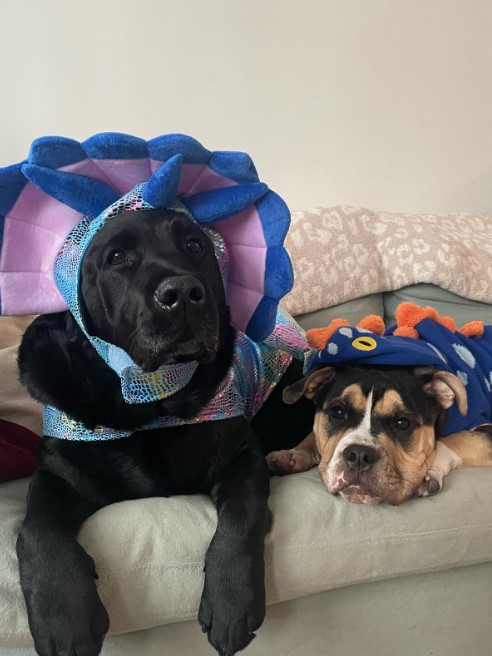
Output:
(394, 326), (419, 338)
(438, 315), (458, 332)
(394, 303), (427, 338)
(393, 302), (438, 338)
(460, 320), (484, 338)
(394, 301), (460, 337)
(357, 314), (385, 335)
(306, 318), (350, 349)
(395, 302), (437, 327)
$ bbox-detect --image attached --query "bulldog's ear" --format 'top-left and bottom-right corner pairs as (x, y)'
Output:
(283, 366), (336, 404)
(415, 367), (468, 416)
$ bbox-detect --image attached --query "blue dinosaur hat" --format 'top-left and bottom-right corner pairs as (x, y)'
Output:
(305, 305), (492, 435)
(0, 132), (292, 342)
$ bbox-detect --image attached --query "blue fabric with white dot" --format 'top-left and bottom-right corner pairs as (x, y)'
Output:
(305, 319), (492, 435)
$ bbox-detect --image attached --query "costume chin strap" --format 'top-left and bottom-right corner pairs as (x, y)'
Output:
(107, 344), (199, 404)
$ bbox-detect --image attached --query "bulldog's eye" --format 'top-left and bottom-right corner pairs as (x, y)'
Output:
(186, 237), (203, 254)
(109, 250), (129, 265)
(329, 405), (346, 420)
(395, 417), (411, 430)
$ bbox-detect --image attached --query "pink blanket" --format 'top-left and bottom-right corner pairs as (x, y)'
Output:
(283, 206), (492, 317)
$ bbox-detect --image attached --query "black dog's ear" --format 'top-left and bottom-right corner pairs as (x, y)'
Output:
(414, 366), (468, 416)
(283, 366), (336, 404)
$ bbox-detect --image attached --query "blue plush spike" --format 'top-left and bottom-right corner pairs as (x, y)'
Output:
(245, 297), (278, 343)
(22, 164), (120, 218)
(208, 151), (259, 184)
(264, 247), (294, 297)
(255, 191), (291, 246)
(148, 134), (211, 165)
(184, 182), (268, 223)
(82, 133), (149, 159)
(141, 155), (183, 208)
(29, 136), (87, 168)
(0, 162), (28, 214)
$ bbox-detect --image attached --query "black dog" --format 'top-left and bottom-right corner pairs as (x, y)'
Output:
(17, 208), (314, 656)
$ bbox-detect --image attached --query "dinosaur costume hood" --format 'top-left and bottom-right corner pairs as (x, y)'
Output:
(0, 133), (308, 438)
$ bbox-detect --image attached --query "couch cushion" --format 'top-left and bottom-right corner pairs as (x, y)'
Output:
(384, 284), (492, 326)
(0, 317), (36, 350)
(295, 293), (383, 331)
(1, 466), (491, 647)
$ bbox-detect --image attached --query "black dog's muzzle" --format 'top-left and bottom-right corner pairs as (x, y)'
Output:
(154, 275), (206, 313)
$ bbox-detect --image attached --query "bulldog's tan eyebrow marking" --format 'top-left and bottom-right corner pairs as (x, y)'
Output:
(373, 389), (406, 415)
(339, 384), (368, 412)
(314, 410), (336, 459)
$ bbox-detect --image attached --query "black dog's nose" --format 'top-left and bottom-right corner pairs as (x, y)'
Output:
(154, 276), (205, 310)
(343, 444), (379, 472)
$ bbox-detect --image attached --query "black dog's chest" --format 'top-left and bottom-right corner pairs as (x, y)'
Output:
(45, 416), (253, 505)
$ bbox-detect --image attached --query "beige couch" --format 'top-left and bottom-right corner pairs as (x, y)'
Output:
(1, 208), (492, 656)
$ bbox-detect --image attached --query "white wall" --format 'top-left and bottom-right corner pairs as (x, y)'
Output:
(1, 0), (491, 214)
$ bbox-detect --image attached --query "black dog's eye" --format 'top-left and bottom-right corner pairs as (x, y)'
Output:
(395, 417), (411, 430)
(186, 237), (203, 254)
(109, 250), (129, 266)
(329, 405), (346, 420)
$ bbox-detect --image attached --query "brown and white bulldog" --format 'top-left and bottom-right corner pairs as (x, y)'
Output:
(267, 365), (492, 505)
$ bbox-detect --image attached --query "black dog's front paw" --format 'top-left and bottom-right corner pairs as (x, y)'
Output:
(198, 546), (266, 656)
(18, 537), (109, 656)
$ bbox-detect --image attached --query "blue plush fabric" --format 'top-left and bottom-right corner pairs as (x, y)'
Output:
(0, 163), (27, 214)
(185, 182), (268, 223)
(256, 191), (292, 245)
(141, 154), (182, 207)
(83, 132), (149, 159)
(306, 319), (492, 435)
(264, 247), (293, 297)
(207, 151), (259, 183)
(29, 137), (88, 168)
(148, 134), (211, 165)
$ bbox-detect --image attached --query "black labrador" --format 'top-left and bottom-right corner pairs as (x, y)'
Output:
(17, 208), (314, 656)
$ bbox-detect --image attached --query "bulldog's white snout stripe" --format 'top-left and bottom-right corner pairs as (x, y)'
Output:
(325, 389), (380, 485)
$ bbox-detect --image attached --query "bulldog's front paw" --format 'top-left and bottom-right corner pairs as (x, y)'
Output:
(18, 537), (109, 656)
(417, 473), (442, 497)
(198, 546), (265, 656)
(266, 448), (319, 475)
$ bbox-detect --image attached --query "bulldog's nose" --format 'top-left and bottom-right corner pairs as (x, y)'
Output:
(343, 444), (379, 472)
(154, 276), (205, 310)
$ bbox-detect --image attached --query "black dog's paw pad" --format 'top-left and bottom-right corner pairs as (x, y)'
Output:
(206, 621), (256, 656)
(50, 635), (103, 656)
(25, 570), (109, 656)
(32, 603), (109, 656)
(199, 589), (265, 656)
